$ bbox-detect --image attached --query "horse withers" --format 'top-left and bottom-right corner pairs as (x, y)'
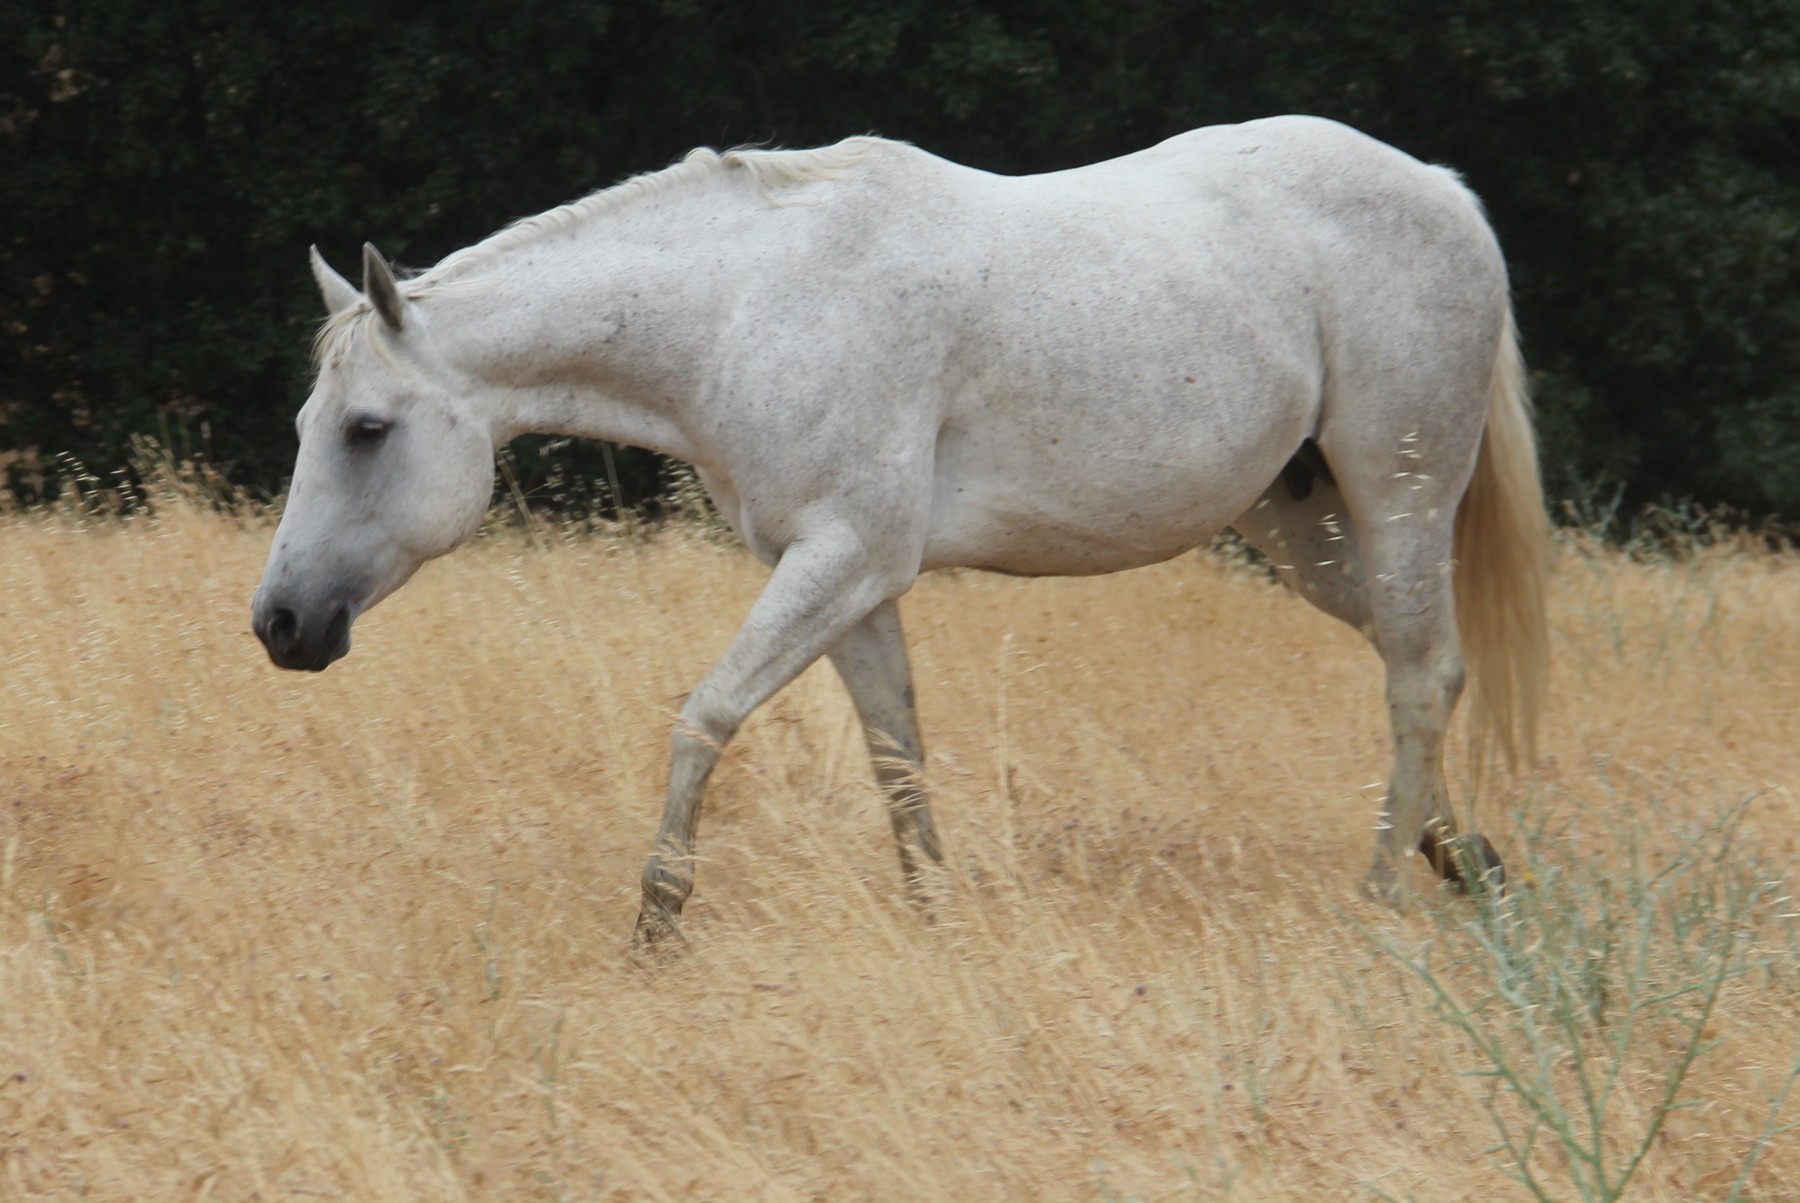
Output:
(252, 116), (1548, 943)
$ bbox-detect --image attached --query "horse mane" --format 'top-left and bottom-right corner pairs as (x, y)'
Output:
(421, 137), (887, 288)
(312, 137), (893, 365)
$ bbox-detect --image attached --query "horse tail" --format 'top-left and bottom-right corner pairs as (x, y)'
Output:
(1454, 305), (1549, 772)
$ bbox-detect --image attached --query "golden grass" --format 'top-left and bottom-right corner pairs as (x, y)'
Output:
(1, 499), (1796, 1201)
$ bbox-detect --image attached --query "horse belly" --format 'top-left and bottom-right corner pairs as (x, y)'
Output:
(921, 296), (1320, 577)
(922, 419), (1294, 577)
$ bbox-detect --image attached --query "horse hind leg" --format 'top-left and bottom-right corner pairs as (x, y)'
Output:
(1235, 439), (1499, 897)
(1327, 415), (1513, 901)
(1355, 521), (1466, 899)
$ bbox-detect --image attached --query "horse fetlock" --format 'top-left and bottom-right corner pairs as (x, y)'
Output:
(640, 856), (694, 912)
(633, 859), (693, 948)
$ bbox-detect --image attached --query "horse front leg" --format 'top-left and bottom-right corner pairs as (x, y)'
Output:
(826, 598), (943, 906)
(634, 527), (909, 946)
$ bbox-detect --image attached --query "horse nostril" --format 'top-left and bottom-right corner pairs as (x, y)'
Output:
(322, 604), (352, 662)
(267, 607), (299, 656)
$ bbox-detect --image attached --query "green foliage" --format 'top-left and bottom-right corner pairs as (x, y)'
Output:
(1369, 795), (1800, 1200)
(5, 1), (1800, 516)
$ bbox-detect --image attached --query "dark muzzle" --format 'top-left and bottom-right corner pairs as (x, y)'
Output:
(253, 598), (354, 672)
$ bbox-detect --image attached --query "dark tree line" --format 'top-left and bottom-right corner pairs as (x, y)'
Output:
(5, 1), (1800, 519)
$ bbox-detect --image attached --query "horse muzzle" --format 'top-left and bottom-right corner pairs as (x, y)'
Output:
(252, 594), (355, 672)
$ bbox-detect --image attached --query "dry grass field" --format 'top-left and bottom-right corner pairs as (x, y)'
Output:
(2, 487), (1797, 1201)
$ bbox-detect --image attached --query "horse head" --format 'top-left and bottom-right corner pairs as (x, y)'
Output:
(251, 245), (498, 670)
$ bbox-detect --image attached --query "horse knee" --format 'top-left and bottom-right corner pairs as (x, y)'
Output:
(678, 691), (738, 744)
(669, 696), (741, 784)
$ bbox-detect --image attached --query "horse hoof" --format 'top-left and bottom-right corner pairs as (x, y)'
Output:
(1463, 834), (1507, 895)
(631, 905), (687, 953)
(1362, 865), (1406, 909)
(1423, 830), (1506, 896)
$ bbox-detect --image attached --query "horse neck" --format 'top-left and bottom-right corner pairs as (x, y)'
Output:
(427, 205), (739, 465)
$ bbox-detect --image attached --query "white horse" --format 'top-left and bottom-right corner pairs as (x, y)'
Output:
(252, 116), (1548, 943)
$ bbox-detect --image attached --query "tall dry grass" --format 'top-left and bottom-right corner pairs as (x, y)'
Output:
(1, 486), (1796, 1200)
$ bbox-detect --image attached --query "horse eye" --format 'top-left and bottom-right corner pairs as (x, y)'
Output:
(346, 418), (390, 447)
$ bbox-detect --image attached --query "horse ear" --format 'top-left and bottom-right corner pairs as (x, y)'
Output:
(361, 243), (406, 331)
(310, 245), (361, 316)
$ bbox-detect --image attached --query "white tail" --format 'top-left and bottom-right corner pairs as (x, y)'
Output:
(1454, 308), (1549, 771)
